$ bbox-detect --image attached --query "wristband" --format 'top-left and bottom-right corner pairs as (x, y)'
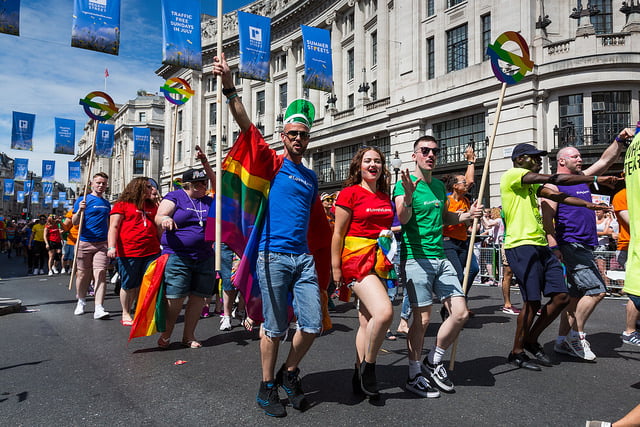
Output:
(593, 175), (599, 191)
(467, 161), (475, 165)
(550, 245), (559, 250)
(403, 201), (412, 208)
(222, 86), (237, 96)
(162, 216), (172, 222)
(108, 247), (116, 251)
(226, 93), (238, 102)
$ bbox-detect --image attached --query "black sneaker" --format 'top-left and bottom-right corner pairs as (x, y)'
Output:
(423, 359), (455, 392)
(524, 342), (553, 367)
(275, 365), (308, 411)
(359, 361), (380, 399)
(406, 374), (440, 398)
(507, 352), (541, 371)
(256, 381), (286, 417)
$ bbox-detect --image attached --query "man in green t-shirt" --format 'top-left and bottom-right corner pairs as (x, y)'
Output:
(394, 135), (481, 398)
(500, 143), (616, 371)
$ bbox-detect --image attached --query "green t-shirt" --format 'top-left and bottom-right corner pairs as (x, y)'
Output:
(500, 167), (547, 249)
(393, 175), (447, 259)
(624, 133), (640, 296)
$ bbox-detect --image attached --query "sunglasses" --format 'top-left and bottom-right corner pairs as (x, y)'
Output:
(416, 146), (441, 156)
(284, 130), (311, 139)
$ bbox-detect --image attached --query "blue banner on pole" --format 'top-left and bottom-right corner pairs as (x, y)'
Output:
(95, 123), (114, 157)
(161, 0), (202, 70)
(0, 0), (20, 36)
(238, 11), (272, 82)
(71, 0), (121, 55)
(24, 180), (33, 195)
(68, 161), (81, 183)
(59, 192), (67, 201)
(45, 194), (53, 206)
(14, 158), (28, 181)
(31, 191), (39, 205)
(42, 181), (53, 195)
(11, 111), (35, 151)
(301, 25), (333, 93)
(17, 191), (24, 204)
(133, 127), (151, 161)
(4, 179), (15, 196)
(42, 160), (55, 182)
(54, 118), (76, 154)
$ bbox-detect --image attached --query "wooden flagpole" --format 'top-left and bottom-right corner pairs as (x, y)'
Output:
(214, 0), (223, 273)
(169, 105), (179, 191)
(68, 119), (99, 290)
(449, 82), (507, 370)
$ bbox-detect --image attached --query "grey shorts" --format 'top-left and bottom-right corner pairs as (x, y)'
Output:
(402, 258), (464, 307)
(559, 242), (606, 298)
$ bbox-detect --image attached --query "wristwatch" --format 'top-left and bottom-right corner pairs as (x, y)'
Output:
(467, 161), (475, 165)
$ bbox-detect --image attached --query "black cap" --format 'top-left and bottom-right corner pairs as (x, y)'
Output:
(182, 168), (207, 183)
(511, 143), (548, 161)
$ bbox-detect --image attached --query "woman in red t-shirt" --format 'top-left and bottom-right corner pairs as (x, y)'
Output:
(331, 146), (395, 399)
(107, 177), (161, 325)
(44, 215), (63, 275)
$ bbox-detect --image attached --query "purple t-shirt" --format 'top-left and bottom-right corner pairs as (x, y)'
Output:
(555, 183), (598, 246)
(161, 189), (213, 260)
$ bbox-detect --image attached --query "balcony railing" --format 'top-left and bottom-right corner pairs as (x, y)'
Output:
(553, 125), (631, 149)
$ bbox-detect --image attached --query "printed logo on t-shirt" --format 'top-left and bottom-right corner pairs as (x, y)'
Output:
(422, 200), (441, 208)
(366, 207), (392, 213)
(576, 190), (590, 196)
(288, 174), (313, 188)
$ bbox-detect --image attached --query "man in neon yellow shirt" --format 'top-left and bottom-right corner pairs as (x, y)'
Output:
(500, 143), (615, 371)
(623, 130), (640, 341)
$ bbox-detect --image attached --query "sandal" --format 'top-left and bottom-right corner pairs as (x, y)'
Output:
(120, 319), (133, 326)
(181, 339), (202, 349)
(157, 336), (171, 349)
(243, 317), (255, 332)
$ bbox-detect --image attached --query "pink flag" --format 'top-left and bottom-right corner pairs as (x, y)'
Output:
(104, 68), (109, 78)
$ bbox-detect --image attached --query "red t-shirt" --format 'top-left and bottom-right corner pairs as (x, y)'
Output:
(110, 200), (160, 257)
(336, 185), (394, 239)
(45, 224), (62, 243)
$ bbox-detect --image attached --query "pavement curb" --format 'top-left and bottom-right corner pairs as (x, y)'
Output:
(0, 298), (22, 315)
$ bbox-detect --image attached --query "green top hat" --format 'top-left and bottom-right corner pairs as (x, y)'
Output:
(283, 99), (315, 129)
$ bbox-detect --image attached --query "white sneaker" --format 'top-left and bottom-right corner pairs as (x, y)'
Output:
(220, 315), (232, 331)
(33, 268), (39, 275)
(39, 269), (45, 275)
(110, 272), (120, 284)
(52, 266), (59, 274)
(60, 268), (67, 274)
(74, 300), (86, 315)
(94, 306), (110, 319)
(580, 338), (596, 361)
(48, 271), (54, 276)
(565, 335), (596, 361)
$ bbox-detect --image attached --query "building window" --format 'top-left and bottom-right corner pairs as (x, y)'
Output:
(433, 113), (486, 165)
(209, 103), (216, 126)
(347, 93), (354, 109)
(370, 0), (378, 14)
(256, 90), (265, 117)
(592, 91), (631, 144)
(133, 159), (144, 175)
(345, 12), (354, 33)
(275, 53), (287, 72)
(177, 110), (183, 132)
(138, 112), (146, 122)
(427, 0), (435, 16)
(312, 151), (333, 183)
(279, 83), (288, 110)
(447, 0), (464, 7)
(558, 94), (584, 146)
(233, 71), (241, 85)
(371, 81), (377, 101)
(347, 48), (355, 81)
(481, 14), (491, 61)
(206, 76), (217, 92)
(232, 130), (239, 143)
(447, 24), (468, 72)
(590, 0), (613, 34)
(371, 31), (378, 66)
(176, 140), (182, 162)
(427, 37), (435, 79)
(335, 143), (360, 182)
(208, 135), (216, 153)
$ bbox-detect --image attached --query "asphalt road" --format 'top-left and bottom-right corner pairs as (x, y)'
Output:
(1, 256), (638, 426)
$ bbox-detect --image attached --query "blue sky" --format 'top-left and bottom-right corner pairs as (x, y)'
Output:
(0, 0), (253, 184)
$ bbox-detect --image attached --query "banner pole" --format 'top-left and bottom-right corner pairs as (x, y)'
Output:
(169, 105), (178, 190)
(68, 119), (99, 290)
(214, 0), (223, 274)
(449, 82), (508, 371)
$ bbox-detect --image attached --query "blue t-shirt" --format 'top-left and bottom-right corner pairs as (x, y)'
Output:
(259, 158), (318, 254)
(73, 194), (111, 242)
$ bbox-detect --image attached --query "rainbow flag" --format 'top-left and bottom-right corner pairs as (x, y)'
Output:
(341, 232), (397, 289)
(205, 125), (332, 330)
(129, 254), (168, 341)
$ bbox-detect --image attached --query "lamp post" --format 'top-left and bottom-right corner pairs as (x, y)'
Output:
(390, 151), (402, 183)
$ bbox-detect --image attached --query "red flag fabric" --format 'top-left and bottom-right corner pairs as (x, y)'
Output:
(104, 68), (109, 78)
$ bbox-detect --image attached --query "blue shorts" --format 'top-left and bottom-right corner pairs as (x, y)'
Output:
(256, 251), (322, 338)
(63, 244), (75, 261)
(559, 242), (606, 297)
(219, 243), (234, 292)
(505, 245), (568, 302)
(629, 294), (640, 312)
(403, 258), (464, 307)
(118, 254), (159, 290)
(163, 254), (216, 299)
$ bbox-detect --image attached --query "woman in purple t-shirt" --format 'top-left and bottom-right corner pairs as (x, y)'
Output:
(155, 149), (215, 349)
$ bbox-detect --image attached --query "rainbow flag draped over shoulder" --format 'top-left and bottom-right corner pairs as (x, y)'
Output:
(205, 125), (332, 330)
(129, 254), (169, 341)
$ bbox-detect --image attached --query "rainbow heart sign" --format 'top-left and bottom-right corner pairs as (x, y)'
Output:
(79, 91), (119, 121)
(486, 31), (534, 84)
(160, 78), (195, 105)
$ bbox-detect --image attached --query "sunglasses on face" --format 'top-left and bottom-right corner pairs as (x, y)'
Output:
(284, 130), (311, 139)
(416, 146), (441, 156)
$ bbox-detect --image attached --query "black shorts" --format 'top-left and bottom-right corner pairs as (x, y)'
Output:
(48, 241), (62, 250)
(505, 245), (567, 302)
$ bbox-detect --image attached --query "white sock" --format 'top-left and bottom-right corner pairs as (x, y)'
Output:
(78, 298), (86, 305)
(409, 360), (422, 377)
(578, 331), (586, 340)
(428, 346), (446, 365)
(556, 335), (565, 345)
(95, 304), (104, 310)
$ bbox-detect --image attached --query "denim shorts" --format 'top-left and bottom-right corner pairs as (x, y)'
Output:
(403, 258), (464, 308)
(163, 254), (216, 299)
(559, 242), (606, 297)
(118, 254), (159, 290)
(256, 251), (322, 338)
(63, 244), (75, 261)
(505, 245), (567, 302)
(219, 243), (234, 292)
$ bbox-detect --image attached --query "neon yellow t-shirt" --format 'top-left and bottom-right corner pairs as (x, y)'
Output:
(500, 167), (547, 249)
(623, 133), (640, 296)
